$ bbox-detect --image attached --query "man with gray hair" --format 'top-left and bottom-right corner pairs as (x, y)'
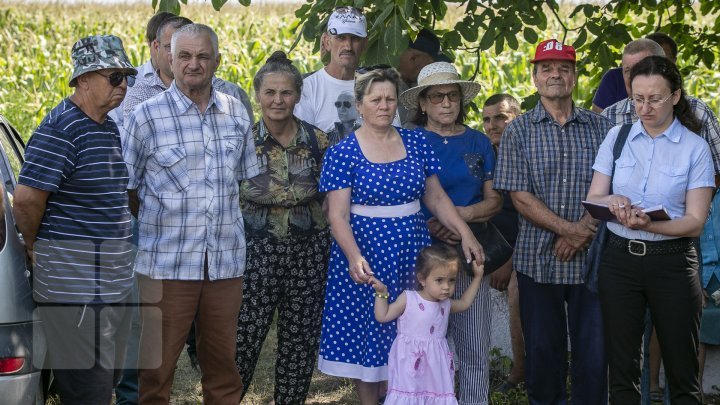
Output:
(123, 24), (259, 403)
(602, 38), (720, 182)
(13, 34), (136, 404)
(123, 16), (253, 124)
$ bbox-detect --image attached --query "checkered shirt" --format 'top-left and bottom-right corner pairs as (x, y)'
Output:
(602, 96), (720, 174)
(494, 102), (612, 284)
(123, 82), (259, 280)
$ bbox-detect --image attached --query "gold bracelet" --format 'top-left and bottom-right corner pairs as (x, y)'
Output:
(374, 292), (389, 299)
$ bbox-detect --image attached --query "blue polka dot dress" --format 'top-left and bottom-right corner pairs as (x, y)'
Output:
(317, 127), (440, 382)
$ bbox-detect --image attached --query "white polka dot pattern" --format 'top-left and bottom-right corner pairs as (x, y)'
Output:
(317, 128), (441, 379)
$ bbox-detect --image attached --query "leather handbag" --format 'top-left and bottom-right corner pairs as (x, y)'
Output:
(583, 124), (632, 292)
(456, 221), (513, 277)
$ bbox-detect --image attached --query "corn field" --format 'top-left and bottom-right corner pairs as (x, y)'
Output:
(1, 1), (719, 140)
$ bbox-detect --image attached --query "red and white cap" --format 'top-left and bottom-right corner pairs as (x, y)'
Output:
(531, 39), (576, 63)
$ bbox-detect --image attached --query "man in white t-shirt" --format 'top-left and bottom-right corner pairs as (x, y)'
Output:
(295, 7), (367, 137)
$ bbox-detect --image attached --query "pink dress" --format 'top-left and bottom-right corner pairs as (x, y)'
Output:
(384, 290), (458, 405)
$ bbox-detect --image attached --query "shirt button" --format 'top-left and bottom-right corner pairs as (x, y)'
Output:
(564, 153), (568, 157)
(563, 178), (567, 183)
(561, 205), (565, 209)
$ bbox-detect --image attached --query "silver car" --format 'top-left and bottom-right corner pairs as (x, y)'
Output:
(0, 114), (48, 404)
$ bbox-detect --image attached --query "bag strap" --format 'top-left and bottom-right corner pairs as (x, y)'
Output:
(301, 119), (322, 165)
(609, 124), (632, 193)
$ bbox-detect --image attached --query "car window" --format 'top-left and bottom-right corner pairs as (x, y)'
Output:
(0, 181), (6, 249)
(0, 115), (25, 194)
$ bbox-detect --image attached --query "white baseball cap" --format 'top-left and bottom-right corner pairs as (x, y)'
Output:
(327, 6), (367, 38)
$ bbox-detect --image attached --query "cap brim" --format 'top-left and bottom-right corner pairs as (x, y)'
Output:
(400, 80), (481, 110)
(328, 28), (367, 38)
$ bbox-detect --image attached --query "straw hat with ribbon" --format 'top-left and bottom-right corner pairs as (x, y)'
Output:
(399, 62), (481, 110)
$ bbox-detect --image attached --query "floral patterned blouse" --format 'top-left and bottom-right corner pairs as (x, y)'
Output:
(240, 118), (330, 239)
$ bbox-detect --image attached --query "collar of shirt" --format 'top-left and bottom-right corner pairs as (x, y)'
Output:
(148, 68), (167, 90)
(167, 81), (227, 116)
(256, 117), (311, 148)
(629, 117), (682, 143)
(528, 101), (590, 125)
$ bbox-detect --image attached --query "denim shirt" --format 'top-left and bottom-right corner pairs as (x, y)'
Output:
(700, 190), (720, 288)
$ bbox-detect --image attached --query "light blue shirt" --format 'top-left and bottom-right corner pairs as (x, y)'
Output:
(700, 190), (720, 288)
(593, 119), (714, 241)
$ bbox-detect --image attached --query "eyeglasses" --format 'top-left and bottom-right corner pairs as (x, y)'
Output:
(355, 64), (391, 74)
(631, 92), (674, 109)
(426, 91), (462, 104)
(335, 101), (352, 108)
(94, 71), (136, 87)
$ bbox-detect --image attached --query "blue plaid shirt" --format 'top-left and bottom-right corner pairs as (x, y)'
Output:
(602, 96), (720, 174)
(123, 82), (259, 280)
(494, 102), (612, 284)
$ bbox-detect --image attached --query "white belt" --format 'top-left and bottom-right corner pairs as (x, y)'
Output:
(350, 200), (421, 218)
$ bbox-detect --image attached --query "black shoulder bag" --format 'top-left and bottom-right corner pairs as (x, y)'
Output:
(584, 123), (632, 292)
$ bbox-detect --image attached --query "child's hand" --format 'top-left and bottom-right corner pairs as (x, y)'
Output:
(471, 260), (485, 279)
(368, 276), (388, 294)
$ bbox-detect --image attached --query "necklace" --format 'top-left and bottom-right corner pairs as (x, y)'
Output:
(443, 138), (448, 145)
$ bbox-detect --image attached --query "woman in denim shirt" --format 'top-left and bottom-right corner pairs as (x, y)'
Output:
(586, 56), (714, 404)
(698, 190), (720, 399)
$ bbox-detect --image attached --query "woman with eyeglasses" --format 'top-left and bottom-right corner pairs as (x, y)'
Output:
(399, 61), (503, 404)
(586, 55), (713, 403)
(318, 66), (484, 405)
(234, 51), (332, 404)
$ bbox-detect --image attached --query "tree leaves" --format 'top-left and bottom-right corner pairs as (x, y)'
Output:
(183, 0), (720, 108)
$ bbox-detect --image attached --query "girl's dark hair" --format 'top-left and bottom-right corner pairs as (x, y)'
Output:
(414, 244), (461, 289)
(410, 85), (466, 127)
(253, 51), (303, 95)
(630, 55), (701, 134)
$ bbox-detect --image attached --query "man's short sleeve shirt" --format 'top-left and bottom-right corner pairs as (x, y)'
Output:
(123, 83), (259, 280)
(18, 99), (133, 304)
(493, 102), (612, 284)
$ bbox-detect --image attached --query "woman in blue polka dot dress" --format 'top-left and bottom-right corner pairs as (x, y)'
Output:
(317, 67), (484, 404)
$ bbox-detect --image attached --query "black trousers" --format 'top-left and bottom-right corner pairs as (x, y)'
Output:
(236, 230), (331, 404)
(598, 241), (703, 405)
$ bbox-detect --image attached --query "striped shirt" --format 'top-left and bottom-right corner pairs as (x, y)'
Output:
(123, 82), (259, 280)
(19, 99), (133, 304)
(602, 96), (720, 173)
(494, 102), (612, 284)
(123, 72), (254, 125)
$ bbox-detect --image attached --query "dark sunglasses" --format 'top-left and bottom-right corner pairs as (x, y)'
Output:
(94, 71), (136, 87)
(426, 91), (462, 104)
(335, 101), (352, 108)
(355, 64), (392, 74)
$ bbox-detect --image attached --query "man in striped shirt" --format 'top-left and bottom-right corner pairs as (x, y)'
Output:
(123, 24), (259, 403)
(13, 34), (137, 404)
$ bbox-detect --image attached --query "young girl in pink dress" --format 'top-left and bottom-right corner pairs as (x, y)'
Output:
(369, 244), (485, 404)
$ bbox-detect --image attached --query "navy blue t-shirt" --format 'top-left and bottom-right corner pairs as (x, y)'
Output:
(420, 126), (495, 219)
(592, 67), (627, 110)
(19, 99), (133, 304)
